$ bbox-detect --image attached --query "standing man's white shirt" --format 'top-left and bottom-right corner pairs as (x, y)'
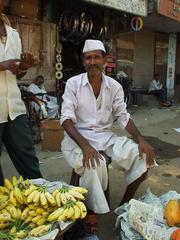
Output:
(0, 25), (26, 123)
(61, 72), (130, 151)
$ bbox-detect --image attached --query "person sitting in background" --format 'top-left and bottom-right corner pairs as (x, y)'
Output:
(28, 75), (59, 119)
(148, 73), (171, 107)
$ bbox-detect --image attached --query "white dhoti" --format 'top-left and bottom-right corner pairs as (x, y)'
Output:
(62, 136), (148, 214)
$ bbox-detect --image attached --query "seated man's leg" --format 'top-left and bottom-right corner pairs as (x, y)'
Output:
(63, 148), (110, 214)
(2, 114), (42, 179)
(105, 136), (149, 205)
(0, 123), (5, 185)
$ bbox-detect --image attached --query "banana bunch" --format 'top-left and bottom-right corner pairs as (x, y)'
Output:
(52, 185), (88, 207)
(24, 184), (56, 208)
(28, 224), (52, 237)
(0, 231), (19, 240)
(48, 200), (87, 222)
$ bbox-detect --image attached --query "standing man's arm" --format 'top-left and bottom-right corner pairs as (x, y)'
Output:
(125, 119), (154, 166)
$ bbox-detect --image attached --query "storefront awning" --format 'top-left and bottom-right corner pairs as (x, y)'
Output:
(82, 0), (148, 16)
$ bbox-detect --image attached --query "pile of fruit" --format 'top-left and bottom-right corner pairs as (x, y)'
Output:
(0, 176), (88, 239)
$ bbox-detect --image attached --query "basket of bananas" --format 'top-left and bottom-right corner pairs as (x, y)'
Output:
(0, 176), (88, 239)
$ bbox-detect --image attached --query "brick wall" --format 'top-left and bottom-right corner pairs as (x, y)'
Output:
(133, 30), (155, 88)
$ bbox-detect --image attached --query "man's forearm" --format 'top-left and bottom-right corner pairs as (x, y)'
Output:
(62, 119), (90, 149)
(125, 119), (144, 143)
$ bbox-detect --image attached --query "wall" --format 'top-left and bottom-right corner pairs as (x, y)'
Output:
(133, 29), (155, 87)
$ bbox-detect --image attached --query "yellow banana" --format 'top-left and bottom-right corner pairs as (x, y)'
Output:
(0, 194), (8, 201)
(24, 215), (33, 223)
(12, 176), (18, 187)
(44, 191), (56, 206)
(68, 189), (85, 200)
(9, 191), (17, 207)
(0, 213), (11, 222)
(29, 210), (37, 217)
(71, 186), (88, 194)
(64, 191), (76, 202)
(29, 224), (52, 237)
(75, 201), (87, 219)
(40, 192), (47, 206)
(24, 185), (37, 196)
(60, 192), (68, 205)
(36, 207), (46, 214)
(52, 189), (59, 198)
(13, 187), (24, 204)
(16, 208), (22, 219)
(27, 190), (38, 203)
(66, 206), (74, 219)
(36, 217), (46, 226)
(18, 176), (24, 182)
(21, 207), (29, 220)
(57, 208), (67, 221)
(55, 191), (62, 207)
(4, 178), (13, 190)
(48, 207), (64, 222)
(29, 223), (37, 229)
(0, 186), (9, 194)
(16, 230), (28, 238)
(9, 206), (18, 219)
(33, 191), (41, 203)
(0, 222), (10, 229)
(10, 226), (17, 233)
(0, 199), (9, 210)
(73, 205), (81, 219)
(31, 215), (43, 223)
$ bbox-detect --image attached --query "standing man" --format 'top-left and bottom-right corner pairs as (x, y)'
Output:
(61, 39), (155, 216)
(0, 0), (42, 185)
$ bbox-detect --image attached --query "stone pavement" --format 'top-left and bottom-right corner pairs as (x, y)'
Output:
(1, 104), (180, 240)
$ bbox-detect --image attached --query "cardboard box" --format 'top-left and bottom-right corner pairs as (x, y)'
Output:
(41, 119), (64, 151)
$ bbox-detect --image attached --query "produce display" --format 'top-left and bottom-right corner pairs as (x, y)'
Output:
(0, 176), (88, 239)
(164, 199), (180, 227)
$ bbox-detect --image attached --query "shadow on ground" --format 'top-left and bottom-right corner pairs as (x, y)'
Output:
(145, 136), (180, 163)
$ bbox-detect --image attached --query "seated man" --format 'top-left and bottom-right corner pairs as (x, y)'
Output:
(28, 75), (59, 119)
(61, 40), (155, 220)
(148, 73), (171, 107)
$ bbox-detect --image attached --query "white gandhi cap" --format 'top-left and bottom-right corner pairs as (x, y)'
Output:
(82, 39), (106, 53)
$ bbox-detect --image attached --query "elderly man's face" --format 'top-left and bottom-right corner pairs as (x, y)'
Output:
(82, 50), (106, 76)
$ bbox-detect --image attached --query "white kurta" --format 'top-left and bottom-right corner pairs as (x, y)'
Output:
(0, 25), (26, 124)
(61, 73), (150, 214)
(27, 83), (59, 119)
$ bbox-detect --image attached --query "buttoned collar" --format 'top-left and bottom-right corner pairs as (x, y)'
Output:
(82, 72), (110, 89)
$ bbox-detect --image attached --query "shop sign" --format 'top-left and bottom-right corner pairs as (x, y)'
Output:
(83, 0), (147, 16)
(131, 17), (143, 31)
(158, 0), (180, 22)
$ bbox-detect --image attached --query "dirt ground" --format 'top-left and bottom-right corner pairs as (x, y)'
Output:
(1, 104), (180, 240)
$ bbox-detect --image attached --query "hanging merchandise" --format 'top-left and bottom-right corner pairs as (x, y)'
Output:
(55, 42), (63, 80)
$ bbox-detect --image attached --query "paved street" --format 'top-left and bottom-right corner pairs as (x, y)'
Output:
(1, 104), (180, 240)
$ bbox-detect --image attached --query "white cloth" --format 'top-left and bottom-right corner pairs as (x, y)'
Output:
(60, 73), (150, 213)
(63, 137), (148, 214)
(149, 80), (162, 92)
(0, 25), (26, 123)
(60, 73), (130, 151)
(82, 39), (106, 53)
(27, 83), (59, 119)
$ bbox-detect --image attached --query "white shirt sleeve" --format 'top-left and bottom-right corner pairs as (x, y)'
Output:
(60, 80), (78, 125)
(112, 85), (130, 129)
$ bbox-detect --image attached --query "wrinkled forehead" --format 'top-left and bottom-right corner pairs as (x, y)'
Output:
(83, 50), (105, 58)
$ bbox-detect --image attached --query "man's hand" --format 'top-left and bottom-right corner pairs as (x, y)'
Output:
(19, 52), (35, 70)
(138, 137), (154, 167)
(82, 145), (104, 169)
(0, 59), (21, 75)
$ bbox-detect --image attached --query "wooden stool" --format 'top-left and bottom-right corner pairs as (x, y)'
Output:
(70, 152), (111, 204)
